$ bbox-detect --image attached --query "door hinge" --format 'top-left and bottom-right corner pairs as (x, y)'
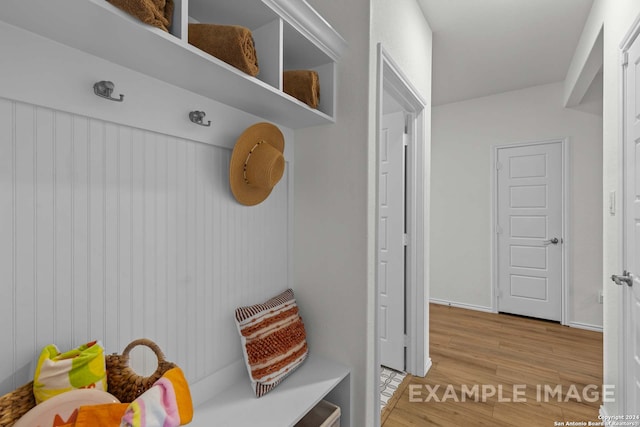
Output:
(496, 225), (503, 235)
(402, 133), (409, 147)
(404, 114), (409, 135)
(622, 51), (629, 67)
(496, 289), (503, 298)
(403, 233), (409, 246)
(496, 161), (503, 171)
(403, 334), (410, 347)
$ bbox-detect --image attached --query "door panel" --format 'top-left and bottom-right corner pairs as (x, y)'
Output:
(623, 33), (640, 416)
(510, 246), (546, 269)
(379, 111), (405, 371)
(509, 154), (546, 178)
(510, 275), (547, 300)
(510, 185), (547, 208)
(497, 142), (563, 321)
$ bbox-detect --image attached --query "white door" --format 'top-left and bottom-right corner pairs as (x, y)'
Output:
(618, 31), (640, 416)
(496, 142), (563, 321)
(379, 111), (405, 371)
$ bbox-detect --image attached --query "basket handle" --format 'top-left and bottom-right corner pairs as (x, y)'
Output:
(121, 339), (168, 378)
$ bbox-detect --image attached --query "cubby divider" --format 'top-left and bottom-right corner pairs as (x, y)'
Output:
(252, 19), (283, 90)
(311, 62), (336, 118)
(171, 0), (189, 41)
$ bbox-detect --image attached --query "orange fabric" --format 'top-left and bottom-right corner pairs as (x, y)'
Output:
(73, 403), (128, 426)
(107, 0), (173, 32)
(162, 367), (193, 424)
(188, 24), (259, 76)
(283, 70), (320, 108)
(60, 368), (191, 426)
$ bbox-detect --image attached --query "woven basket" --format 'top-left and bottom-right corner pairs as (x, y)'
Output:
(105, 338), (176, 403)
(0, 382), (35, 427)
(0, 338), (176, 427)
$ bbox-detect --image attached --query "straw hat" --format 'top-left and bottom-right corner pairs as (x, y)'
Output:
(229, 122), (285, 206)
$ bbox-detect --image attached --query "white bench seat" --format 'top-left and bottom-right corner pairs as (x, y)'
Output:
(190, 355), (350, 427)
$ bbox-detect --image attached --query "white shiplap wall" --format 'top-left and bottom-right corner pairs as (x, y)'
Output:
(0, 97), (290, 395)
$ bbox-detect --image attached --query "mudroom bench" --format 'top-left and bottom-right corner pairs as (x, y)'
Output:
(189, 355), (350, 426)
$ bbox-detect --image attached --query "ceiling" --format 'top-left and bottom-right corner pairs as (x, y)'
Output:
(417, 0), (595, 106)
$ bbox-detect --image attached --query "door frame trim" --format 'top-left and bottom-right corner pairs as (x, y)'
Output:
(490, 138), (570, 325)
(618, 13), (640, 416)
(373, 43), (430, 424)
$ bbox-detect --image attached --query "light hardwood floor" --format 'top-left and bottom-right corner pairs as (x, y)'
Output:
(382, 304), (603, 426)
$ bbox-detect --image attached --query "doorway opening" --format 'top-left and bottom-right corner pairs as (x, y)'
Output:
(374, 44), (429, 424)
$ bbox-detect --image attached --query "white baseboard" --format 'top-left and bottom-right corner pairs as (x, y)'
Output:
(424, 357), (433, 376)
(429, 298), (494, 313)
(569, 321), (603, 332)
(430, 299), (603, 332)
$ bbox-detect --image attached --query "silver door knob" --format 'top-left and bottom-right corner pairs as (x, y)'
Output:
(543, 237), (559, 245)
(611, 271), (633, 287)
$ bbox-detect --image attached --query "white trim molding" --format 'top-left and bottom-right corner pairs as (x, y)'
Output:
(262, 0), (348, 61)
(429, 298), (494, 314)
(373, 43), (428, 427)
(423, 358), (433, 377)
(569, 322), (603, 333)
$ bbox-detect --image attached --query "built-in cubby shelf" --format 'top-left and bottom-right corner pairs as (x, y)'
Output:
(0, 0), (346, 129)
(190, 356), (350, 426)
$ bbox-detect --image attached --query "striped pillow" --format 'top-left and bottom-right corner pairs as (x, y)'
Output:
(234, 289), (308, 397)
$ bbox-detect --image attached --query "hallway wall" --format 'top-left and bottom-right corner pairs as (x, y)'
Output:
(431, 81), (603, 329)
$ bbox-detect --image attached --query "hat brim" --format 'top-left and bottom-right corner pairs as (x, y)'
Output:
(230, 122), (285, 206)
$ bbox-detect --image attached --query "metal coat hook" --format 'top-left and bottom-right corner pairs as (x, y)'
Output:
(189, 110), (211, 127)
(93, 81), (124, 102)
